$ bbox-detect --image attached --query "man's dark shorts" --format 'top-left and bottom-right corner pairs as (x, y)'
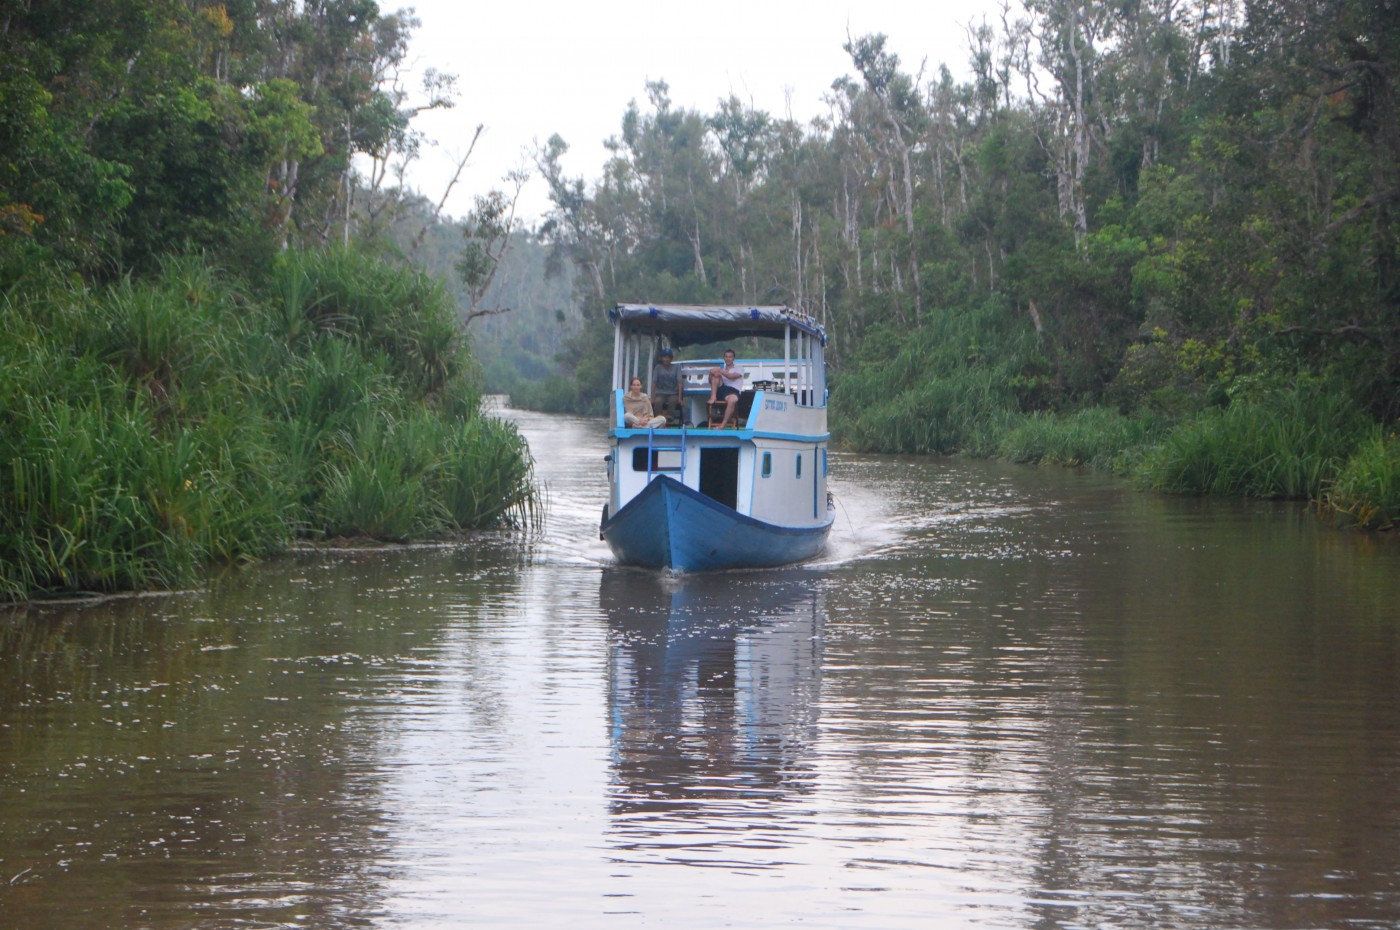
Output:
(717, 385), (740, 400)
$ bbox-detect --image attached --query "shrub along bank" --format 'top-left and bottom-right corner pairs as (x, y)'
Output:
(0, 249), (537, 603)
(832, 309), (1400, 533)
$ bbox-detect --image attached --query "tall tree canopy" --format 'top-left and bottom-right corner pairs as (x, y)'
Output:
(530, 0), (1399, 424)
(0, 0), (438, 278)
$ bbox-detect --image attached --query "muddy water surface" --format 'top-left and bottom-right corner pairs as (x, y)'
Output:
(3, 405), (1399, 928)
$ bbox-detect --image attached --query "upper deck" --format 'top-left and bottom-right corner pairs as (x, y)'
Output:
(609, 303), (828, 422)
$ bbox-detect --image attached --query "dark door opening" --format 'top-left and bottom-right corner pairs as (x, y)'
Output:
(699, 447), (739, 509)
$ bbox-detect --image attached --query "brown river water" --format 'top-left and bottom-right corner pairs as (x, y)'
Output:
(3, 403), (1399, 929)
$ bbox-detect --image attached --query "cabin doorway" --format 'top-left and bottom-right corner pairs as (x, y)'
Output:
(698, 448), (739, 509)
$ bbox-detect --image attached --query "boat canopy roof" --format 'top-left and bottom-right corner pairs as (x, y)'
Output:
(609, 303), (826, 347)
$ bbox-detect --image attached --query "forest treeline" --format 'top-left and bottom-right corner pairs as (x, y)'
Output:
(0, 1), (537, 601)
(517, 0), (1398, 530)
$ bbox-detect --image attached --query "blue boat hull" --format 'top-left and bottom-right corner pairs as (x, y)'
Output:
(601, 476), (832, 572)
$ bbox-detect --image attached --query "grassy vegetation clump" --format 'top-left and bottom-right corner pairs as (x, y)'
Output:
(0, 250), (536, 603)
(833, 301), (1045, 456)
(1132, 380), (1370, 499)
(1323, 432), (1400, 531)
(997, 407), (1165, 471)
(831, 299), (1396, 530)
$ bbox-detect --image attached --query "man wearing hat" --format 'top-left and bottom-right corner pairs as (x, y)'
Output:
(650, 347), (684, 426)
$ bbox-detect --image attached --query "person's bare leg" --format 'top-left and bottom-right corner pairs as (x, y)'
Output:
(719, 394), (738, 428)
(707, 368), (722, 403)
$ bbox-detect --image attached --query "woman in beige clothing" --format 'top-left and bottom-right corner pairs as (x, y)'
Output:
(623, 377), (666, 429)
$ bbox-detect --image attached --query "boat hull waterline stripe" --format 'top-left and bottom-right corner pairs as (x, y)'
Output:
(601, 476), (832, 573)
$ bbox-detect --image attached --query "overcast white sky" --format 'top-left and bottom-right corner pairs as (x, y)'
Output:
(396, 0), (1003, 223)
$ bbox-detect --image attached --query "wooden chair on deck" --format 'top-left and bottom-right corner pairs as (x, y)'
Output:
(708, 390), (753, 429)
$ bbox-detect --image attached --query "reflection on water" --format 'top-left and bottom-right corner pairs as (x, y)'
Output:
(601, 571), (822, 869)
(3, 402), (1400, 928)
(0, 545), (535, 929)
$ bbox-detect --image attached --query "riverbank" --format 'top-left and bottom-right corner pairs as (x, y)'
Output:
(838, 387), (1399, 533)
(831, 314), (1400, 533)
(0, 250), (537, 604)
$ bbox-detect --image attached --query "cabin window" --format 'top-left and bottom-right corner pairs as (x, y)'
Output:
(762, 452), (772, 478)
(632, 447), (682, 472)
(796, 454), (803, 478)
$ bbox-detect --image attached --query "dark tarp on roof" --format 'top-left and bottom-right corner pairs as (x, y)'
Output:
(609, 303), (826, 347)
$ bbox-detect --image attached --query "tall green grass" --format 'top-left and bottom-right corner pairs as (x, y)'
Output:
(997, 407), (1165, 471)
(313, 410), (538, 540)
(2, 385), (213, 596)
(316, 410), (446, 541)
(1133, 381), (1370, 498)
(838, 368), (1018, 455)
(0, 248), (536, 603)
(827, 301), (1395, 529)
(1322, 431), (1400, 530)
(833, 300), (1043, 454)
(435, 416), (539, 529)
(261, 247), (467, 401)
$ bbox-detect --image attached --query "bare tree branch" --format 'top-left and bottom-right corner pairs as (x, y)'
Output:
(409, 123), (485, 257)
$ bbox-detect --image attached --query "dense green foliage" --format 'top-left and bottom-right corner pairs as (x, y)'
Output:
(0, 251), (536, 602)
(0, 4), (537, 601)
(1325, 432), (1400, 530)
(524, 1), (1399, 527)
(1135, 379), (1372, 498)
(1, 0), (438, 278)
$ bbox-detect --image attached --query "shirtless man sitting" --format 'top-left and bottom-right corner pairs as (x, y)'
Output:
(707, 349), (743, 429)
